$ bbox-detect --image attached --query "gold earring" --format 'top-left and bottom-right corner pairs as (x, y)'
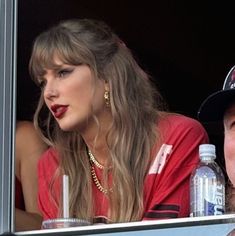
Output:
(104, 90), (110, 107)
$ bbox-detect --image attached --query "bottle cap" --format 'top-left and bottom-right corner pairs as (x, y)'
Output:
(199, 144), (216, 159)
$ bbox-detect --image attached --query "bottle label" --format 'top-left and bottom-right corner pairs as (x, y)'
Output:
(190, 176), (225, 216)
(204, 184), (225, 215)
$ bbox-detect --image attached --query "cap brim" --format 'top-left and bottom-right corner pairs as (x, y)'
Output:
(198, 89), (235, 122)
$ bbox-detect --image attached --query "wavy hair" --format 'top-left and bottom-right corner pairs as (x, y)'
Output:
(29, 18), (166, 222)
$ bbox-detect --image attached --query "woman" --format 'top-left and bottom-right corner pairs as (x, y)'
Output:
(15, 120), (47, 230)
(29, 18), (208, 224)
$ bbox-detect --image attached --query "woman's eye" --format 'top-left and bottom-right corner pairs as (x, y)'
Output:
(38, 79), (46, 88)
(58, 69), (73, 78)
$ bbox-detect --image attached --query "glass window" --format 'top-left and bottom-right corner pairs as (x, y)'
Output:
(0, 0), (235, 235)
(0, 0), (17, 234)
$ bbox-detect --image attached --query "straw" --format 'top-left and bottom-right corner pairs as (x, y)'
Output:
(62, 174), (69, 218)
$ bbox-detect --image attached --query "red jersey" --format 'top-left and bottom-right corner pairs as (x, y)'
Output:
(38, 114), (209, 221)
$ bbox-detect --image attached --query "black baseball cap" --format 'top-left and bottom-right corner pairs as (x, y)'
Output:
(198, 66), (235, 122)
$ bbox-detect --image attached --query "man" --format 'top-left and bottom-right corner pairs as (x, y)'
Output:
(198, 65), (235, 212)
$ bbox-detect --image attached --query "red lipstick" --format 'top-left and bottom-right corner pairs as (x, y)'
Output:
(51, 104), (68, 119)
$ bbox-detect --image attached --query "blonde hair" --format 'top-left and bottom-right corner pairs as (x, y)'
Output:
(29, 18), (166, 222)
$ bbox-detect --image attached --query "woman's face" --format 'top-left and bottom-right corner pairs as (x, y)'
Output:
(224, 102), (235, 186)
(41, 58), (107, 133)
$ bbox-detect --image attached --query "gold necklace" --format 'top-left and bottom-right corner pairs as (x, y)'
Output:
(90, 165), (113, 194)
(88, 149), (105, 169)
(87, 149), (113, 194)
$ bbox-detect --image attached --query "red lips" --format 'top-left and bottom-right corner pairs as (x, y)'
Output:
(51, 104), (68, 119)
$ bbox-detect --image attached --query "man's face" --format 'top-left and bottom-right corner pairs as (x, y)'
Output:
(224, 102), (235, 186)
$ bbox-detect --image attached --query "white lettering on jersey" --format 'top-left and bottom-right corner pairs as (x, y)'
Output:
(148, 144), (172, 174)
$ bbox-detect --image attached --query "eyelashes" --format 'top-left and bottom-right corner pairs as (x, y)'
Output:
(57, 68), (74, 78)
(37, 79), (46, 89)
(37, 68), (74, 87)
(224, 118), (235, 131)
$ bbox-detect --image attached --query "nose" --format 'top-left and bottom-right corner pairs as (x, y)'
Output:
(44, 81), (59, 100)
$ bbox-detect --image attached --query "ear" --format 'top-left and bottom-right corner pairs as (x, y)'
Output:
(104, 80), (110, 91)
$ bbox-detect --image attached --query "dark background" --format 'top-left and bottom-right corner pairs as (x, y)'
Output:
(17, 0), (235, 169)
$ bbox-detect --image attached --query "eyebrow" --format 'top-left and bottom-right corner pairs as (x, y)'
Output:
(225, 107), (235, 117)
(224, 109), (235, 125)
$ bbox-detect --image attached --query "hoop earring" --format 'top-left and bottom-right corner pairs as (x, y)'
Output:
(104, 90), (110, 107)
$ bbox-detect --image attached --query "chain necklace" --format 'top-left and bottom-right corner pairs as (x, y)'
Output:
(87, 149), (113, 194)
(88, 149), (105, 169)
(90, 166), (113, 194)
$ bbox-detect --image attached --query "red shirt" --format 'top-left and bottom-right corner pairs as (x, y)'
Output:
(38, 114), (209, 220)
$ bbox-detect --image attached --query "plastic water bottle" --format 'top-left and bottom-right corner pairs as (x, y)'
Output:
(190, 144), (225, 217)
